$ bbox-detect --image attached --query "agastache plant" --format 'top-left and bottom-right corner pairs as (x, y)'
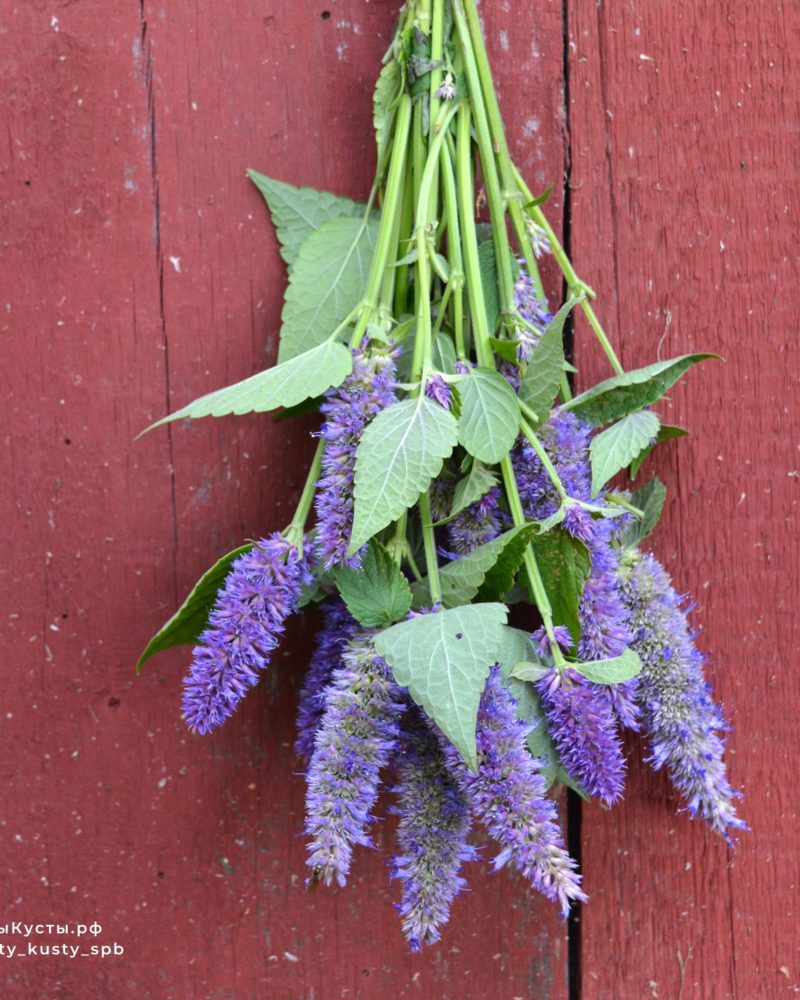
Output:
(138, 0), (744, 950)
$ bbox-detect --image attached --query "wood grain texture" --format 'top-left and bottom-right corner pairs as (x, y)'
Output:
(567, 1), (800, 998)
(1, 2), (571, 997)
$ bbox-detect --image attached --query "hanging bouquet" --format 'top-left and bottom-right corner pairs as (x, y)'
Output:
(138, 0), (744, 950)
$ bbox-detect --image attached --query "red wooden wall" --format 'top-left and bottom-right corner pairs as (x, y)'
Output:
(2, 2), (796, 997)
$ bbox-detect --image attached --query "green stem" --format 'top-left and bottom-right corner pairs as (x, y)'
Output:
(458, 0), (543, 291)
(500, 457), (566, 666)
(393, 168), (415, 318)
(451, 0), (516, 323)
(351, 94), (412, 345)
(418, 490), (442, 604)
(514, 164), (625, 377)
(439, 140), (466, 358)
(284, 439), (324, 553)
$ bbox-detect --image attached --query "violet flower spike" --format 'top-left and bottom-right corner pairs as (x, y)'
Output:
(618, 551), (746, 840)
(182, 534), (303, 735)
(439, 667), (586, 917)
(513, 262), (553, 363)
(304, 631), (406, 887)
(294, 598), (358, 759)
(537, 667), (627, 806)
(446, 486), (503, 557)
(315, 343), (398, 570)
(424, 374), (453, 411)
(391, 710), (476, 950)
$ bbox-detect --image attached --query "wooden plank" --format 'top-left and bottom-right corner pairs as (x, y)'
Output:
(567, 1), (800, 997)
(1, 2), (573, 996)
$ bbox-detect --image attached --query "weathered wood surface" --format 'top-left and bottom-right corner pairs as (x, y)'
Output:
(2, 0), (796, 997)
(569, 1), (800, 998)
(1, 2), (573, 997)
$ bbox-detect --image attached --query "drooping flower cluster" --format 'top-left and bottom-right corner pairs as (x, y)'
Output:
(439, 667), (586, 916)
(182, 534), (304, 734)
(536, 667), (626, 805)
(446, 486), (503, 557)
(391, 709), (477, 950)
(294, 597), (358, 758)
(304, 630), (406, 886)
(315, 343), (398, 570)
(618, 551), (746, 840)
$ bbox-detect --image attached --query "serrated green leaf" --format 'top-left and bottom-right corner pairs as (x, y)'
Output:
(414, 523), (539, 608)
(529, 529), (592, 648)
(145, 340), (352, 430)
(518, 298), (580, 425)
(630, 423), (689, 477)
(450, 467), (498, 520)
(136, 545), (252, 672)
(374, 603), (509, 770)
(572, 649), (642, 685)
(334, 541), (412, 628)
(590, 410), (660, 496)
(247, 171), (364, 271)
(458, 367), (520, 464)
(373, 59), (402, 167)
(489, 336), (520, 364)
(279, 215), (380, 361)
(623, 477), (667, 547)
(562, 354), (717, 426)
(349, 397), (459, 555)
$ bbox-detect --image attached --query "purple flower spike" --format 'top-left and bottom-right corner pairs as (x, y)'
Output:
(304, 631), (406, 887)
(315, 344), (398, 570)
(424, 374), (453, 410)
(392, 710), (477, 950)
(446, 487), (503, 557)
(537, 668), (627, 806)
(514, 264), (553, 364)
(295, 598), (358, 759)
(182, 534), (303, 734)
(440, 667), (586, 917)
(618, 552), (746, 840)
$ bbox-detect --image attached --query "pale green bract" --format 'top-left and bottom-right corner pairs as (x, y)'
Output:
(589, 409), (661, 497)
(144, 340), (352, 429)
(374, 603), (509, 770)
(572, 649), (642, 685)
(349, 396), (459, 556)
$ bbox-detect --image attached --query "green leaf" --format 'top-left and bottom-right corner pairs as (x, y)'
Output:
(528, 529), (592, 648)
(623, 476), (667, 547)
(523, 183), (554, 210)
(450, 466), (498, 520)
(432, 332), (457, 373)
(518, 298), (580, 425)
(589, 410), (660, 497)
(562, 354), (718, 426)
(457, 367), (520, 464)
(374, 603), (510, 770)
(630, 424), (689, 477)
(489, 336), (520, 364)
(349, 397), (459, 555)
(136, 545), (251, 672)
(334, 541), (412, 629)
(145, 340), (352, 430)
(247, 171), (364, 271)
(509, 661), (550, 683)
(373, 59), (402, 167)
(279, 215), (380, 361)
(414, 523), (539, 608)
(572, 649), (642, 685)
